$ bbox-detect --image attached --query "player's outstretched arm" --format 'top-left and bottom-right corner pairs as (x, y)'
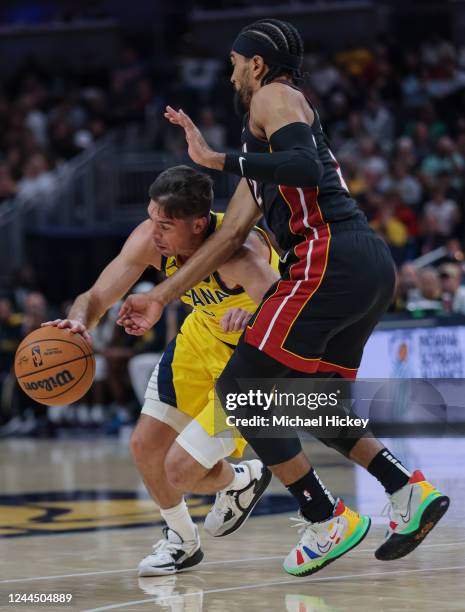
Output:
(42, 221), (158, 340)
(119, 179), (262, 334)
(165, 88), (322, 188)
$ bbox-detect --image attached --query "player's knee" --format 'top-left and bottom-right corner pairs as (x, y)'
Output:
(165, 445), (209, 491)
(164, 448), (193, 490)
(129, 428), (145, 461)
(130, 426), (159, 463)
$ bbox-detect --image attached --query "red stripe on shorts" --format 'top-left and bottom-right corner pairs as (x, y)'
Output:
(245, 233), (330, 373)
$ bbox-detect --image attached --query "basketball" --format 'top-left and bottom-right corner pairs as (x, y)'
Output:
(14, 327), (95, 406)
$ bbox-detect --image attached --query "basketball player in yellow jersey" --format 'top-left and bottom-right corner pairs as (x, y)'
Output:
(42, 165), (279, 576)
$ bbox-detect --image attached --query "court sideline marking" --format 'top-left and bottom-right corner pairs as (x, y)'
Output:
(0, 539), (463, 584)
(82, 564), (465, 612)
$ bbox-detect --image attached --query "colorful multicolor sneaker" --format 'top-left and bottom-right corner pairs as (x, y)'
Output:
(375, 470), (449, 561)
(283, 499), (371, 577)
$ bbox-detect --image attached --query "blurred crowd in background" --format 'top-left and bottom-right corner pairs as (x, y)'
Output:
(1, 31), (465, 434)
(1, 34), (465, 256)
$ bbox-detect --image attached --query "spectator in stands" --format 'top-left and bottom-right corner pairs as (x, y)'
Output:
(0, 292), (52, 436)
(356, 164), (384, 220)
(19, 92), (48, 148)
(370, 195), (409, 264)
(17, 153), (56, 199)
(421, 136), (464, 191)
(358, 136), (389, 177)
(334, 111), (366, 158)
(379, 160), (423, 209)
(361, 93), (395, 153)
(411, 122), (432, 163)
(401, 51), (429, 111)
(339, 154), (365, 198)
(425, 55), (465, 100)
(433, 169), (461, 203)
(444, 238), (465, 265)
(422, 187), (461, 242)
(384, 189), (418, 258)
(21, 291), (50, 335)
(406, 267), (443, 313)
(0, 297), (22, 386)
(335, 42), (374, 77)
(309, 54), (343, 100)
(11, 264), (39, 311)
(395, 137), (418, 172)
(0, 297), (24, 431)
(325, 91), (350, 142)
(439, 263), (465, 315)
(416, 102), (447, 142)
(392, 262), (419, 312)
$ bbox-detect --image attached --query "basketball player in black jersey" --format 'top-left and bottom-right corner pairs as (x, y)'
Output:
(119, 19), (449, 577)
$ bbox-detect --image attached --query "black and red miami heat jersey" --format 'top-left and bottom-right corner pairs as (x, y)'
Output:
(241, 82), (366, 259)
(237, 83), (395, 376)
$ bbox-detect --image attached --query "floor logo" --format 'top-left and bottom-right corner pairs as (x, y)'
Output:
(0, 491), (295, 538)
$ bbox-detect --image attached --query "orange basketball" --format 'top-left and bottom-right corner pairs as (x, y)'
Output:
(14, 326), (95, 406)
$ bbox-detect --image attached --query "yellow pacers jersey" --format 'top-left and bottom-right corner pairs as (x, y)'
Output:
(161, 212), (279, 345)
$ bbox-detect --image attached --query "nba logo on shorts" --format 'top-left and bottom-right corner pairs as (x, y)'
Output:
(303, 489), (312, 501)
(31, 346), (43, 368)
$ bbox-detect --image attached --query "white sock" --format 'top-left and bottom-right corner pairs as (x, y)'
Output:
(160, 499), (197, 542)
(222, 463), (251, 492)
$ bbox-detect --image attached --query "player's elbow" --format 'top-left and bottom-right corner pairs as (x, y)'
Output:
(275, 153), (323, 187)
(306, 157), (324, 186)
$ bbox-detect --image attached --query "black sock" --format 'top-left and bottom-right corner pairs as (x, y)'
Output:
(287, 468), (335, 523)
(367, 449), (411, 495)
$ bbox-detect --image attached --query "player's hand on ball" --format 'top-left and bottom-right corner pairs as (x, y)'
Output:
(164, 106), (223, 169)
(117, 294), (164, 335)
(220, 308), (252, 333)
(41, 319), (92, 344)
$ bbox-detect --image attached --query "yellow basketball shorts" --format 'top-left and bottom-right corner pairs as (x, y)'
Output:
(142, 313), (246, 465)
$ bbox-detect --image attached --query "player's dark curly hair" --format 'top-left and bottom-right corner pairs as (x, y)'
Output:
(239, 18), (304, 85)
(149, 165), (213, 218)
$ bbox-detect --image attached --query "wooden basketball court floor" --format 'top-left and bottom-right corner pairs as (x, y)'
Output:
(0, 435), (463, 611)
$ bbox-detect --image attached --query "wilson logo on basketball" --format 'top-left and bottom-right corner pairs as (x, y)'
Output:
(23, 369), (75, 392)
